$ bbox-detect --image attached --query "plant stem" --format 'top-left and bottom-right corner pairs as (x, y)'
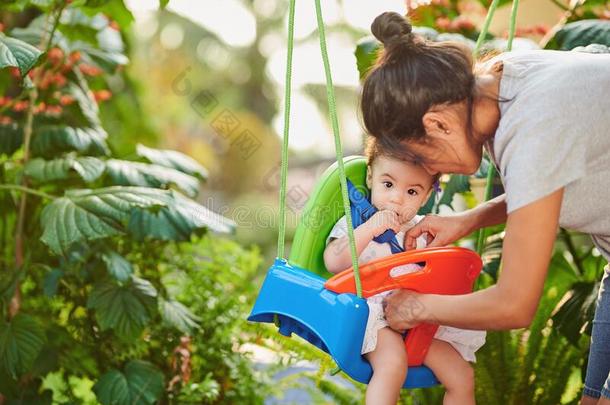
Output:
(0, 184), (56, 200)
(549, 0), (569, 11)
(9, 3), (65, 319)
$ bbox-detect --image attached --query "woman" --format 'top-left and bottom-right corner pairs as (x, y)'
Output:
(360, 12), (610, 404)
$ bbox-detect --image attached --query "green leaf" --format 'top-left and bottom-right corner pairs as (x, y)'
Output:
(101, 251), (133, 282)
(87, 277), (157, 340)
(105, 159), (201, 197)
(25, 156), (105, 183)
(159, 298), (200, 334)
(128, 190), (236, 241)
(438, 174), (471, 208)
(0, 123), (23, 157)
(69, 82), (103, 128)
(40, 186), (168, 255)
(0, 314), (46, 378)
(0, 33), (44, 76)
(43, 268), (64, 297)
(40, 187), (235, 255)
(552, 281), (599, 345)
(94, 360), (164, 405)
(354, 36), (379, 80)
(89, 0), (135, 30)
(545, 19), (610, 50)
(31, 125), (110, 158)
(159, 0), (169, 9)
(136, 143), (208, 180)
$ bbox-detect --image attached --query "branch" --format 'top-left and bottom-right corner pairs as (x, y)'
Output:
(0, 184), (56, 200)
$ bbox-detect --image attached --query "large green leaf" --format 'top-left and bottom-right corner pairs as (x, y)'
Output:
(94, 360), (164, 405)
(128, 190), (236, 241)
(0, 33), (43, 76)
(31, 125), (110, 158)
(159, 297), (200, 334)
(354, 36), (379, 80)
(105, 159), (200, 197)
(545, 19), (610, 50)
(0, 123), (23, 156)
(40, 187), (235, 255)
(552, 280), (599, 346)
(68, 82), (103, 128)
(25, 156), (105, 183)
(136, 143), (208, 180)
(59, 9), (129, 71)
(101, 251), (133, 282)
(40, 186), (168, 255)
(87, 277), (157, 340)
(0, 314), (46, 378)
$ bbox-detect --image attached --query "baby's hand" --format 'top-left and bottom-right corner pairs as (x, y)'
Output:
(366, 210), (401, 237)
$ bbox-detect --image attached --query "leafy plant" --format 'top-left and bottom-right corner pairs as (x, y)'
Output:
(0, 1), (276, 403)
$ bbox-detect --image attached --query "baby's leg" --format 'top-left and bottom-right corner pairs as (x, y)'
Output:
(364, 327), (408, 405)
(424, 339), (475, 405)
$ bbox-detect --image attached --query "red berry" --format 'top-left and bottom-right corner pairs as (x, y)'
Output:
(13, 101), (29, 112)
(59, 94), (75, 106)
(8, 67), (21, 79)
(435, 17), (451, 31)
(69, 51), (81, 64)
(47, 47), (64, 66)
(94, 89), (112, 102)
(79, 64), (103, 76)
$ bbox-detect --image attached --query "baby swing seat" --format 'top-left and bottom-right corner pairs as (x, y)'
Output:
(249, 157), (482, 388)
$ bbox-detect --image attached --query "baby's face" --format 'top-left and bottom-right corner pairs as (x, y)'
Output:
(366, 155), (434, 223)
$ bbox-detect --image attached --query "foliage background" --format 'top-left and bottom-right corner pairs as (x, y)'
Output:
(0, 0), (608, 404)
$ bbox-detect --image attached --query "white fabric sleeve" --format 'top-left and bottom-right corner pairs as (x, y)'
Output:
(325, 216), (347, 246)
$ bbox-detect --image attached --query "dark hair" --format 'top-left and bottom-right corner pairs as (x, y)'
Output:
(364, 136), (440, 186)
(361, 12), (475, 160)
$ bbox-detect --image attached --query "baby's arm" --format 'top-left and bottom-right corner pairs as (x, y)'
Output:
(324, 210), (401, 274)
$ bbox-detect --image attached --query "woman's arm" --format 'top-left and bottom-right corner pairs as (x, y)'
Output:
(385, 188), (563, 330)
(405, 194), (508, 249)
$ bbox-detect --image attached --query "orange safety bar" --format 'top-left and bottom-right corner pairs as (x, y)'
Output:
(324, 247), (482, 366)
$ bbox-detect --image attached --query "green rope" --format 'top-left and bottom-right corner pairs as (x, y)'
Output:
(276, 0), (296, 259)
(474, 0), (519, 256)
(473, 0), (502, 58)
(314, 0), (363, 298)
(507, 0), (520, 51)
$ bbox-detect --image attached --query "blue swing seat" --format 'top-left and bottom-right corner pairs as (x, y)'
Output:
(249, 258), (439, 388)
(248, 156), (440, 388)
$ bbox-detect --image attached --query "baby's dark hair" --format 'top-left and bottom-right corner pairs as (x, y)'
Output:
(360, 12), (475, 162)
(364, 136), (440, 186)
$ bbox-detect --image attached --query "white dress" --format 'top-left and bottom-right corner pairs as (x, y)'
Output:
(326, 215), (486, 362)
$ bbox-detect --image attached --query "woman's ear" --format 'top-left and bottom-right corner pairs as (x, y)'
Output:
(422, 111), (450, 138)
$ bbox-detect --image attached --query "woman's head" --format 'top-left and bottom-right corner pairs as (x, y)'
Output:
(365, 137), (437, 222)
(360, 12), (485, 175)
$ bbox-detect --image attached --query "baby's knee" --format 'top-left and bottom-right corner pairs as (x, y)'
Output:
(375, 347), (408, 376)
(446, 361), (475, 392)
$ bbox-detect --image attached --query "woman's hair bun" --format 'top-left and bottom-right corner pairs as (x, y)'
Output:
(371, 12), (414, 48)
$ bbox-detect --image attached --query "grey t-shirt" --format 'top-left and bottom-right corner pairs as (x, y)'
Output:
(485, 50), (610, 261)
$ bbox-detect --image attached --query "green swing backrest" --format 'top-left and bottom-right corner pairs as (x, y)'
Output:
(288, 156), (368, 278)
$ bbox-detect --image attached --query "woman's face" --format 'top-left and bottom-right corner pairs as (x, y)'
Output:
(404, 101), (484, 175)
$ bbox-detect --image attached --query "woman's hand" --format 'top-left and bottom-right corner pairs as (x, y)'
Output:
(383, 290), (431, 332)
(404, 213), (474, 249)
